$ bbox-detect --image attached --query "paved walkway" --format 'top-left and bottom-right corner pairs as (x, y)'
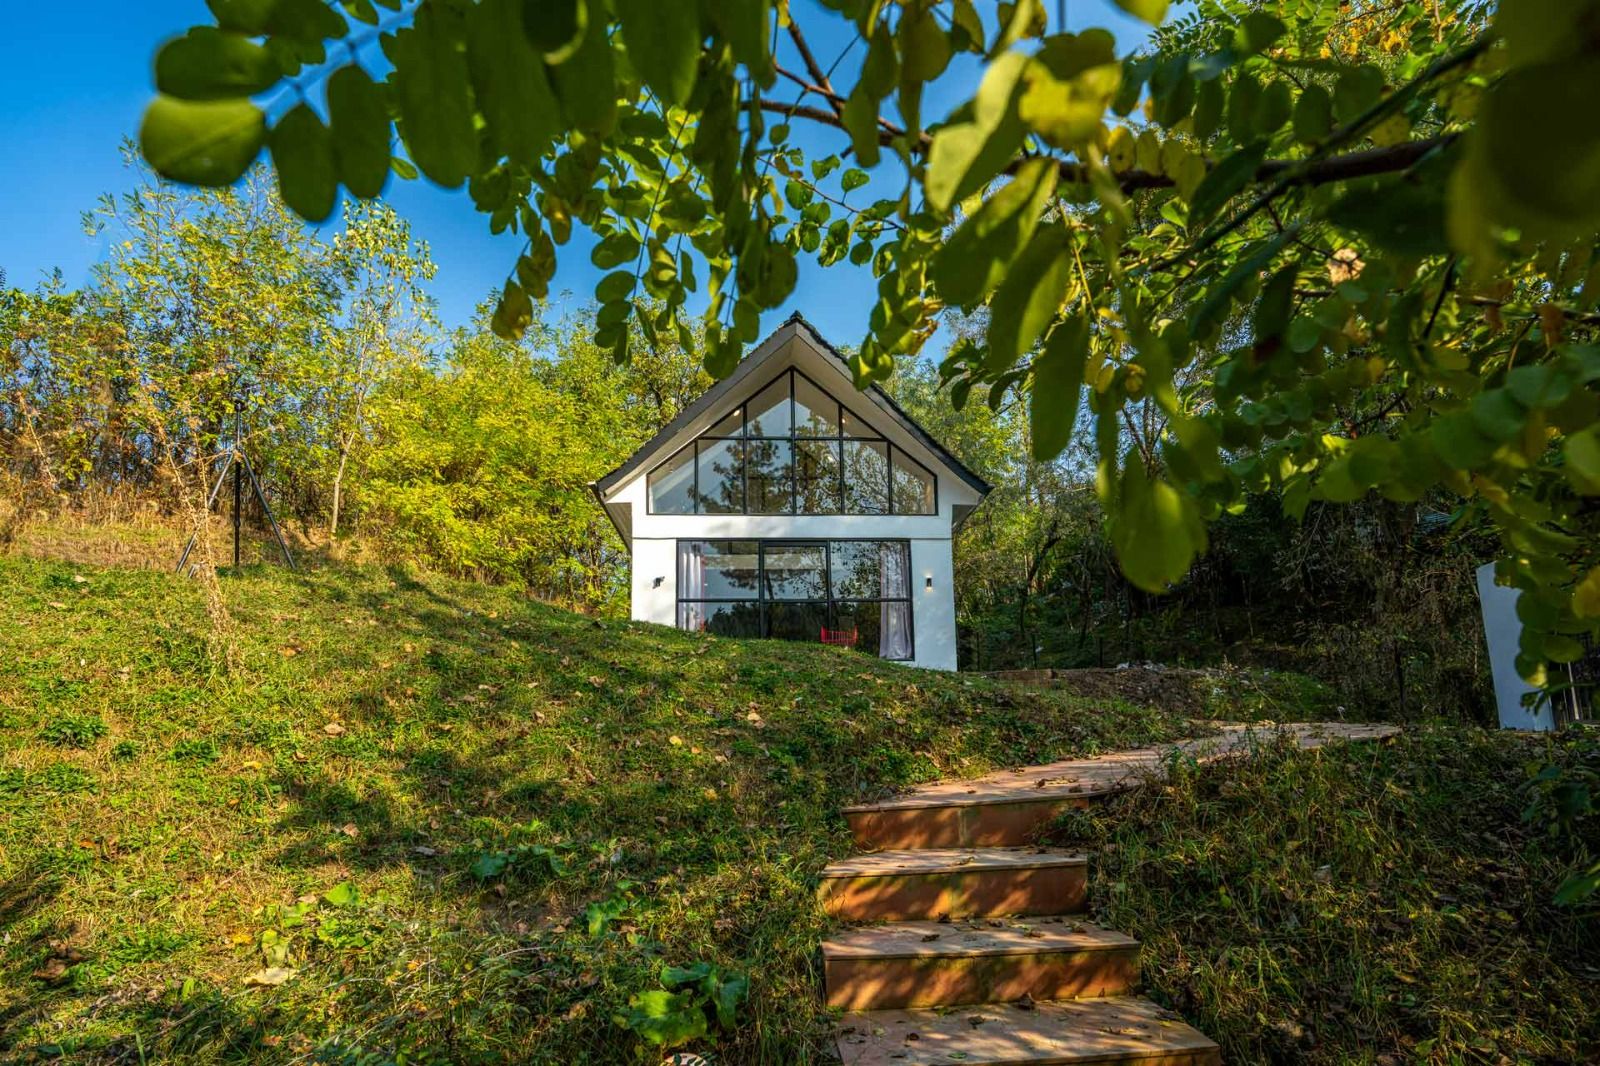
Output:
(845, 721), (1401, 814)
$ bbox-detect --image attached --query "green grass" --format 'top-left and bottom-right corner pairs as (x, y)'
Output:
(1047, 727), (1600, 1064)
(0, 555), (1201, 1064)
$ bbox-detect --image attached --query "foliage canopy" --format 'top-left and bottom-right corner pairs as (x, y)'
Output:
(137, 0), (1600, 685)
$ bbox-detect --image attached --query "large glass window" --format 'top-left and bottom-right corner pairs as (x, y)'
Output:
(644, 370), (937, 515)
(676, 540), (914, 660)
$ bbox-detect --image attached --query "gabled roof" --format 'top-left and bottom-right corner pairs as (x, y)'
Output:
(592, 312), (994, 500)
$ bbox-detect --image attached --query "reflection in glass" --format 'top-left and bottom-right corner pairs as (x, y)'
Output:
(747, 439), (794, 513)
(677, 541), (914, 660)
(892, 451), (936, 515)
(678, 601), (762, 637)
(767, 601), (828, 643)
(794, 375), (840, 436)
(796, 439), (841, 513)
(746, 377), (792, 437)
(843, 439), (889, 514)
(648, 446), (695, 514)
(763, 544), (827, 599)
(695, 438), (745, 513)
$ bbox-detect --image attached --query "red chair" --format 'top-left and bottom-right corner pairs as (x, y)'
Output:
(820, 626), (859, 648)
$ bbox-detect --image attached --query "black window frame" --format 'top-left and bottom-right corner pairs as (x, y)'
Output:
(645, 368), (939, 517)
(675, 538), (915, 661)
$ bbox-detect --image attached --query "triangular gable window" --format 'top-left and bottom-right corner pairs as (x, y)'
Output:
(646, 369), (937, 516)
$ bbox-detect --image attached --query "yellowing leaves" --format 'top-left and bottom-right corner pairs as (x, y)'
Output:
(1573, 567), (1600, 619)
(1017, 31), (1121, 149)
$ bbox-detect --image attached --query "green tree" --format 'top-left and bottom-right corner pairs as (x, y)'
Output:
(135, 0), (1600, 688)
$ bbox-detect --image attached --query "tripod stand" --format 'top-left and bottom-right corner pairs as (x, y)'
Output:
(175, 404), (296, 574)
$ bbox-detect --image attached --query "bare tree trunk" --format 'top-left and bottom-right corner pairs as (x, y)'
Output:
(329, 433), (353, 539)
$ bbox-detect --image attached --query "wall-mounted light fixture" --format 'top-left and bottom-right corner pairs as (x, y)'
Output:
(653, 576), (664, 588)
(925, 576), (934, 590)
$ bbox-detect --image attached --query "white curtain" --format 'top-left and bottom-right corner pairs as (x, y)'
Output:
(878, 542), (913, 659)
(678, 541), (706, 631)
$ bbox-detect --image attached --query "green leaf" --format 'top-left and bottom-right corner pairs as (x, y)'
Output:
(596, 269), (635, 303)
(841, 168), (870, 192)
(1505, 363), (1576, 409)
(267, 0), (347, 42)
(1030, 315), (1088, 461)
(660, 962), (713, 988)
(925, 50), (1029, 212)
(615, 0), (699, 107)
(1471, 388), (1527, 442)
(322, 881), (359, 906)
(388, 1), (476, 188)
(469, 0), (561, 167)
(709, 1), (773, 86)
(1332, 64), (1384, 124)
(1192, 76), (1224, 141)
(1431, 409), (1495, 468)
(1189, 230), (1292, 334)
(269, 103), (337, 221)
(1564, 426), (1600, 493)
(613, 989), (707, 1048)
(1256, 80), (1292, 135)
(930, 156), (1058, 311)
(523, 0), (587, 63)
(900, 7), (953, 82)
(140, 95), (265, 186)
(1479, 57), (1600, 234)
(1293, 83), (1333, 144)
(591, 231), (641, 269)
(710, 971), (749, 1029)
(1234, 12), (1285, 55)
(1325, 178), (1448, 256)
(1111, 0), (1169, 25)
(208, 0), (280, 34)
(986, 227), (1073, 372)
(470, 852), (510, 879)
(1253, 264), (1297, 345)
(1226, 72), (1260, 144)
(326, 65), (391, 198)
(156, 27), (280, 101)
(490, 279), (533, 339)
(1112, 458), (1204, 592)
(547, 7), (617, 136)
(1017, 30), (1121, 148)
(1187, 141), (1266, 232)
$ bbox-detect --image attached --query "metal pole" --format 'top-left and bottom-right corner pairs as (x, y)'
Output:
(239, 446), (296, 571)
(232, 406), (243, 569)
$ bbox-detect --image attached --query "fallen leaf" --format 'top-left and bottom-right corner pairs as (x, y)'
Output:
(244, 966), (296, 987)
(31, 959), (70, 983)
(323, 722), (346, 736)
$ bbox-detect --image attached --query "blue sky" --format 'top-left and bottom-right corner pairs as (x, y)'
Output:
(0, 1), (1151, 349)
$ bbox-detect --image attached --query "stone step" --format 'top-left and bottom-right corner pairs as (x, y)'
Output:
(822, 917), (1139, 1012)
(834, 995), (1222, 1065)
(820, 847), (1088, 921)
(844, 722), (1401, 848)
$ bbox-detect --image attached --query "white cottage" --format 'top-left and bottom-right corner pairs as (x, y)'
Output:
(592, 314), (991, 670)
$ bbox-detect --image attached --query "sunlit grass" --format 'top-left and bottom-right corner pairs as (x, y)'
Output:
(0, 554), (1197, 1063)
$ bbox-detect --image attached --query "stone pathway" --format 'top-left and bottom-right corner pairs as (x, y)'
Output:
(822, 721), (1399, 1065)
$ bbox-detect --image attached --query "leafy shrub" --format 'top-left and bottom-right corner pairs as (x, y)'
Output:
(613, 961), (749, 1054)
(39, 713), (107, 748)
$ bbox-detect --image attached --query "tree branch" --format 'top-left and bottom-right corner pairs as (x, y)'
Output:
(759, 103), (1461, 195)
(787, 19), (845, 120)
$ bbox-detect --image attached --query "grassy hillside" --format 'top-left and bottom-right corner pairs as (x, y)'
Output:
(0, 556), (1198, 1064)
(1049, 728), (1600, 1064)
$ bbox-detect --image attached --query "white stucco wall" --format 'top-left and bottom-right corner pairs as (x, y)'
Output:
(1476, 563), (1556, 731)
(608, 330), (979, 671)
